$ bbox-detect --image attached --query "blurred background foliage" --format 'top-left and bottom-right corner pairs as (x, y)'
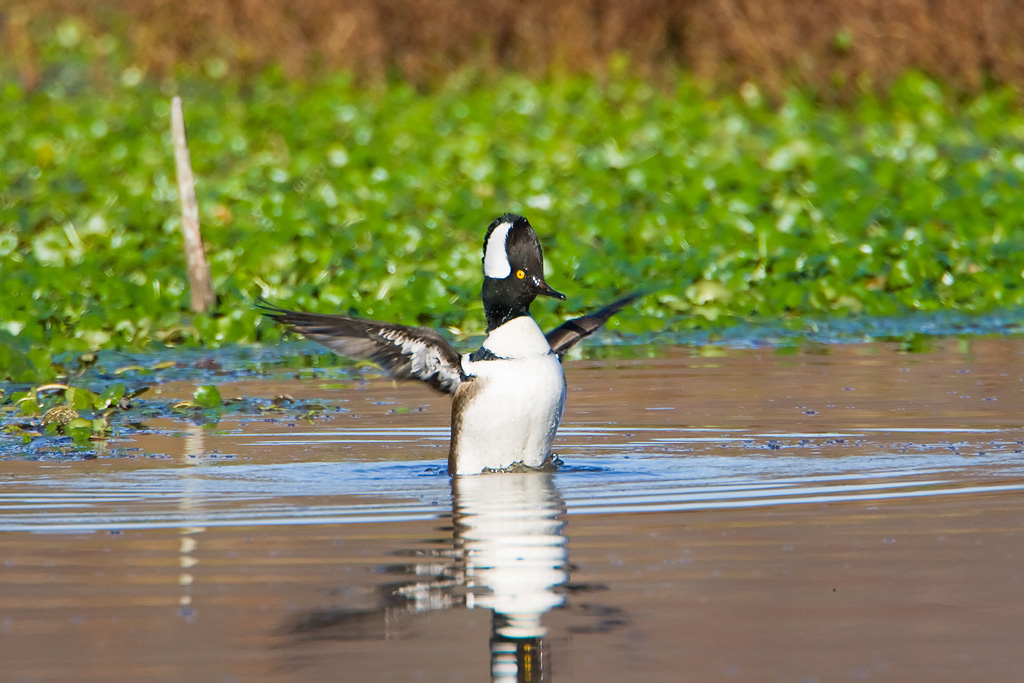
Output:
(1, 2), (1024, 382)
(4, 0), (1024, 96)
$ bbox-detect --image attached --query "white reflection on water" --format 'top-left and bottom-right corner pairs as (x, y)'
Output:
(454, 474), (567, 640)
(459, 474), (567, 681)
(275, 472), (568, 682)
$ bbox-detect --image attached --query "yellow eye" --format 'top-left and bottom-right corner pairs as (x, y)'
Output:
(515, 269), (526, 280)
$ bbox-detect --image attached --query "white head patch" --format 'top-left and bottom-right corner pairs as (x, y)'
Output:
(483, 220), (514, 278)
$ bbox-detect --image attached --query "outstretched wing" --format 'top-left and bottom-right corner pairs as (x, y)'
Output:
(258, 300), (464, 394)
(545, 293), (641, 357)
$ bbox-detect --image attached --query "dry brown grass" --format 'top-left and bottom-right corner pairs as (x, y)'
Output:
(3, 0), (1024, 94)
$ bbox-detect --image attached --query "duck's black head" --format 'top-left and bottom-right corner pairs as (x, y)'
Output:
(480, 214), (565, 331)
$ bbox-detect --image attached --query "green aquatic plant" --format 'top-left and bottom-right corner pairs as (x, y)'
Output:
(3, 29), (1024, 383)
(0, 381), (139, 447)
(191, 384), (222, 409)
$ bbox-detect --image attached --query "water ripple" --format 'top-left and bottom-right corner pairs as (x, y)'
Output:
(2, 437), (1023, 532)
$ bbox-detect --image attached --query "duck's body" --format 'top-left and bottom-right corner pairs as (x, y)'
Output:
(451, 316), (567, 473)
(260, 214), (637, 475)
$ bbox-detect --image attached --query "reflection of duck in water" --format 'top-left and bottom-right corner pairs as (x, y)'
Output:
(260, 213), (638, 474)
(453, 473), (567, 681)
(283, 472), (568, 682)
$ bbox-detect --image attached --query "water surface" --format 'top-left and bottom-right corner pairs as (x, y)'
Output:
(2, 339), (1023, 681)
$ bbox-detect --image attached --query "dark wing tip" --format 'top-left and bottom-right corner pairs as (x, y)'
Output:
(546, 291), (643, 356)
(255, 296), (295, 320)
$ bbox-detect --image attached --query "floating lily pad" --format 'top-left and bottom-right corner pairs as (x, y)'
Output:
(193, 385), (223, 409)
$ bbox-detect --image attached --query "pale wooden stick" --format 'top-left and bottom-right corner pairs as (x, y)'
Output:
(171, 96), (216, 313)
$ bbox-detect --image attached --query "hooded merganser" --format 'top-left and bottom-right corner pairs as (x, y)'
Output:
(259, 213), (638, 475)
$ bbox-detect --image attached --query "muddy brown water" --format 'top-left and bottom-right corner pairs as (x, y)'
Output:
(2, 339), (1024, 682)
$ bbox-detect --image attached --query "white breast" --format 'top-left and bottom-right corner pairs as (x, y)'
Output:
(450, 317), (566, 474)
(478, 315), (553, 358)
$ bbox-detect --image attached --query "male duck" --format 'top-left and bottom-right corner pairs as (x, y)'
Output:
(260, 214), (637, 475)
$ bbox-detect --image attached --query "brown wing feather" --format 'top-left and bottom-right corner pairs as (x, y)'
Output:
(258, 300), (464, 394)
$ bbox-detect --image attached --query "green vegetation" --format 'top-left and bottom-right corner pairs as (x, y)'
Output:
(3, 24), (1024, 383)
(5, 381), (135, 448)
(0, 356), (347, 458)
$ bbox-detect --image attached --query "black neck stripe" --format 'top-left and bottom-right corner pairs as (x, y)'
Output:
(469, 347), (503, 362)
